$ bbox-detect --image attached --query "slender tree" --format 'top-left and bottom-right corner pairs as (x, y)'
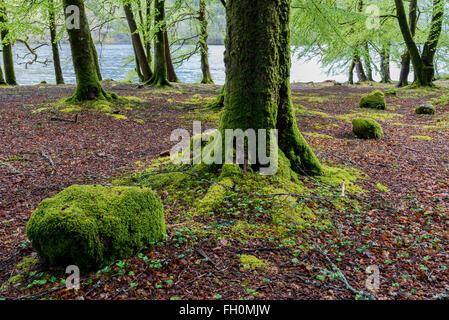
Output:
(398, 0), (417, 87)
(380, 43), (392, 83)
(164, 30), (179, 82)
(48, 0), (64, 84)
(63, 0), (116, 101)
(220, 0), (322, 175)
(146, 0), (170, 86)
(0, 2), (16, 85)
(394, 0), (444, 86)
(199, 0), (213, 84)
(124, 1), (153, 82)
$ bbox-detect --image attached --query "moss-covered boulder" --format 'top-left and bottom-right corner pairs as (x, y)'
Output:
(26, 185), (166, 270)
(352, 118), (383, 140)
(415, 104), (436, 115)
(359, 90), (386, 110)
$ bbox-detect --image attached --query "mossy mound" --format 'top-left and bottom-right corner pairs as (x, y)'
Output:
(26, 185), (166, 271)
(415, 105), (436, 115)
(352, 118), (383, 140)
(359, 90), (386, 110)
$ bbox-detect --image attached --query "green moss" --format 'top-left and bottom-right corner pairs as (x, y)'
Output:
(352, 118), (383, 140)
(302, 132), (334, 139)
(318, 165), (366, 194)
(26, 185), (166, 271)
(17, 255), (39, 272)
(106, 113), (128, 120)
(196, 177), (234, 215)
(359, 90), (386, 110)
(239, 254), (268, 271)
(431, 93), (449, 107)
(376, 183), (389, 192)
(410, 135), (432, 141)
(0, 274), (24, 291)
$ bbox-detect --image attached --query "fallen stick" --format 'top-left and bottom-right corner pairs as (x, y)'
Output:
(0, 161), (19, 174)
(50, 114), (78, 123)
(40, 150), (56, 174)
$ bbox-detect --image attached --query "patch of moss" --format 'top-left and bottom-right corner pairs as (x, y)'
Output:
(359, 90), (386, 110)
(376, 183), (389, 192)
(352, 118), (383, 140)
(196, 177), (234, 216)
(415, 105), (436, 115)
(239, 254), (268, 271)
(17, 255), (39, 272)
(26, 185), (166, 271)
(410, 135), (432, 141)
(303, 132), (334, 139)
(318, 165), (366, 194)
(106, 113), (128, 120)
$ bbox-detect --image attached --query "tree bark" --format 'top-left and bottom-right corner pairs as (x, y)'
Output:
(164, 30), (179, 82)
(48, 0), (64, 85)
(355, 56), (367, 82)
(421, 0), (444, 82)
(220, 0), (322, 176)
(0, 64), (5, 85)
(63, 0), (115, 101)
(380, 43), (392, 83)
(398, 0), (417, 87)
(348, 56), (356, 84)
(0, 3), (16, 85)
(363, 44), (373, 82)
(199, 0), (213, 84)
(124, 2), (152, 82)
(394, 0), (429, 86)
(146, 0), (170, 86)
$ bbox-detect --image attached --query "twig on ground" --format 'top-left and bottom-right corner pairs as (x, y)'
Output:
(0, 161), (20, 174)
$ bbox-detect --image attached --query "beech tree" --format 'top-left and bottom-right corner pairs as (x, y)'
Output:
(199, 0), (213, 84)
(220, 0), (322, 175)
(48, 0), (64, 85)
(63, 0), (117, 101)
(0, 1), (16, 85)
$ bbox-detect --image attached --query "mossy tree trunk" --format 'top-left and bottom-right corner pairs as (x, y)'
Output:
(199, 0), (213, 84)
(394, 0), (443, 87)
(380, 43), (392, 83)
(89, 32), (102, 81)
(164, 30), (179, 82)
(0, 3), (16, 86)
(63, 0), (115, 101)
(0, 64), (5, 85)
(124, 2), (153, 82)
(421, 0), (444, 83)
(398, 0), (417, 87)
(144, 0), (152, 67)
(355, 56), (368, 82)
(363, 44), (373, 82)
(348, 56), (356, 84)
(146, 0), (170, 87)
(48, 0), (64, 85)
(220, 0), (322, 176)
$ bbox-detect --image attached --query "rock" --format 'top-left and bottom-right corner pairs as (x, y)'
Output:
(415, 104), (436, 115)
(359, 90), (386, 110)
(26, 185), (166, 270)
(352, 118), (383, 140)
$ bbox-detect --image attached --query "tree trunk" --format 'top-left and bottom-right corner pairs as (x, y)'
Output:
(380, 43), (392, 83)
(89, 32), (102, 81)
(146, 0), (170, 87)
(63, 0), (115, 101)
(421, 0), (444, 83)
(145, 0), (152, 66)
(48, 0), (64, 84)
(398, 0), (417, 87)
(394, 0), (429, 86)
(0, 4), (17, 85)
(355, 56), (367, 82)
(220, 0), (322, 176)
(124, 3), (152, 82)
(199, 0), (213, 84)
(363, 44), (373, 82)
(164, 30), (179, 82)
(0, 64), (5, 85)
(348, 56), (356, 84)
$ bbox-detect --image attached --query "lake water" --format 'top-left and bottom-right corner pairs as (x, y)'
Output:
(9, 43), (406, 86)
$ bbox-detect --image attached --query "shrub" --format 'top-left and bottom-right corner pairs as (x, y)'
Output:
(26, 185), (166, 270)
(359, 90), (386, 110)
(352, 118), (383, 139)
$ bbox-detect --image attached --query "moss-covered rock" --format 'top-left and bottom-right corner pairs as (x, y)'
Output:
(415, 105), (436, 115)
(26, 185), (166, 271)
(359, 90), (386, 110)
(352, 118), (383, 140)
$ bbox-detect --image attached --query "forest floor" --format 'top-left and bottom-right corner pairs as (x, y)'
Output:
(0, 80), (448, 300)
